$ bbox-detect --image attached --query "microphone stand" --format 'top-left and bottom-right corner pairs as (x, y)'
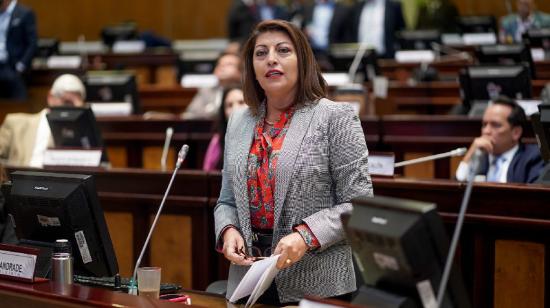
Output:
(394, 147), (467, 168)
(436, 150), (483, 307)
(128, 144), (189, 294)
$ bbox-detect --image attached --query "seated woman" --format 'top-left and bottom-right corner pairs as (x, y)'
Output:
(203, 85), (246, 171)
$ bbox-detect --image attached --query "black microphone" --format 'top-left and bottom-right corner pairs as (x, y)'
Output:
(128, 144), (189, 294)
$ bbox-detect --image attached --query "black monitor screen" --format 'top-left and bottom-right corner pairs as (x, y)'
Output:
(475, 44), (535, 79)
(459, 65), (532, 110)
(101, 24), (137, 47)
(397, 30), (441, 50)
(457, 15), (497, 34)
(177, 52), (218, 81)
(47, 106), (103, 149)
(346, 195), (470, 308)
(36, 38), (59, 58)
(84, 73), (141, 114)
(4, 171), (119, 277)
(523, 28), (550, 50)
(329, 44), (379, 81)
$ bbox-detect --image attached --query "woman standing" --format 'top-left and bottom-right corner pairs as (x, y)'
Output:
(214, 19), (372, 305)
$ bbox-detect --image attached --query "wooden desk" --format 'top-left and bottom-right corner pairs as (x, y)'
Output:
(4, 167), (550, 308)
(379, 58), (550, 81)
(140, 85), (197, 114)
(0, 278), (254, 307)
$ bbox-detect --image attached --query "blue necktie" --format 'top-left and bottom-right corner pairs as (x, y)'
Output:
(487, 155), (505, 182)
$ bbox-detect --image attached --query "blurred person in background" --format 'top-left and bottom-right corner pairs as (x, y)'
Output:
(203, 85), (247, 171)
(0, 74), (85, 167)
(0, 0), (37, 100)
(500, 0), (550, 43)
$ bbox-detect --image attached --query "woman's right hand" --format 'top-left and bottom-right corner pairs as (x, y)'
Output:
(222, 227), (254, 266)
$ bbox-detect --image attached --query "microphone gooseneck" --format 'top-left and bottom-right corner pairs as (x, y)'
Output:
(394, 147), (467, 168)
(129, 144), (189, 294)
(160, 127), (174, 171)
(436, 148), (483, 307)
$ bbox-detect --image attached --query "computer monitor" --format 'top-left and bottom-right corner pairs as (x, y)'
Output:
(101, 24), (137, 47)
(475, 44), (536, 79)
(84, 72), (141, 115)
(36, 38), (59, 58)
(346, 195), (471, 308)
(457, 15), (497, 34)
(46, 106), (109, 162)
(397, 30), (441, 51)
(531, 105), (550, 183)
(523, 28), (550, 50)
(176, 51), (219, 81)
(3, 171), (119, 277)
(459, 64), (532, 113)
(329, 43), (379, 82)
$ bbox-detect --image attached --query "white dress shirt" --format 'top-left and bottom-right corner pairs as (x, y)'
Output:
(455, 144), (519, 183)
(306, 1), (335, 50)
(358, 0), (386, 55)
(29, 109), (52, 168)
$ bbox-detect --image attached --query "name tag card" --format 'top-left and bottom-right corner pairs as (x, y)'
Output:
(368, 153), (395, 176)
(180, 74), (218, 88)
(395, 50), (436, 63)
(531, 48), (545, 61)
(0, 244), (39, 283)
(43, 149), (102, 167)
(322, 73), (351, 87)
(90, 102), (133, 116)
(462, 33), (497, 46)
(112, 40), (146, 54)
(46, 56), (82, 69)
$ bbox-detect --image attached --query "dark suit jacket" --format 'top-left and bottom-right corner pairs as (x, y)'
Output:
(346, 0), (406, 58)
(302, 2), (350, 47)
(227, 0), (289, 42)
(478, 143), (545, 184)
(6, 3), (37, 72)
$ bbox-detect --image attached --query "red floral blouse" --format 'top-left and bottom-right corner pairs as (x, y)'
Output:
(246, 106), (319, 249)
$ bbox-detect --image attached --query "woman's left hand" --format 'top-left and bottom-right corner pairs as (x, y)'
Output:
(273, 232), (308, 270)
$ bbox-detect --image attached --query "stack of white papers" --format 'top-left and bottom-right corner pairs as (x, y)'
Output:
(229, 254), (280, 308)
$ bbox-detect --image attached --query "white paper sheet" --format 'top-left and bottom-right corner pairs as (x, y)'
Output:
(229, 254), (280, 306)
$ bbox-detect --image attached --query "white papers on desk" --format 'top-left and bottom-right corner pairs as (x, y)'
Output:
(112, 40), (146, 54)
(462, 33), (497, 46)
(322, 73), (351, 87)
(229, 254), (280, 308)
(394, 50), (435, 63)
(46, 56), (82, 69)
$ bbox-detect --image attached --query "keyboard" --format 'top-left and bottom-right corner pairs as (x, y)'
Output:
(73, 274), (182, 295)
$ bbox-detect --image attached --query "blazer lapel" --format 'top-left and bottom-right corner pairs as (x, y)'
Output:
(273, 104), (317, 232)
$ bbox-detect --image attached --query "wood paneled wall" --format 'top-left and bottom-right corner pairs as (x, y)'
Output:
(20, 0), (232, 41)
(17, 0), (550, 41)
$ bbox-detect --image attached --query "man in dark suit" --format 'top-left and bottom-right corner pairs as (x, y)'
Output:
(455, 97), (544, 183)
(302, 0), (349, 53)
(227, 0), (289, 43)
(346, 0), (405, 58)
(0, 0), (37, 100)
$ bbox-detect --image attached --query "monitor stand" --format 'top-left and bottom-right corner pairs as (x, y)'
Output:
(18, 239), (55, 278)
(352, 285), (418, 308)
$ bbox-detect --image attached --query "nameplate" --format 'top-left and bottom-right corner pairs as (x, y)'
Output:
(462, 33), (497, 46)
(368, 153), (395, 176)
(395, 50), (435, 63)
(112, 40), (146, 54)
(43, 149), (102, 167)
(0, 244), (38, 283)
(90, 102), (133, 116)
(181, 74), (218, 88)
(531, 48), (545, 62)
(322, 73), (351, 87)
(46, 56), (82, 69)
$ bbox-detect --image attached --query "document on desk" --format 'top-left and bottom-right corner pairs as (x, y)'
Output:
(229, 254), (280, 307)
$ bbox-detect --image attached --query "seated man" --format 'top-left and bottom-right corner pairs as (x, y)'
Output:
(181, 52), (242, 120)
(0, 74), (85, 167)
(456, 97), (544, 183)
(499, 0), (550, 43)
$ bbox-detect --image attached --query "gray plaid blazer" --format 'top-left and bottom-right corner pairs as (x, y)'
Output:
(214, 98), (373, 303)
